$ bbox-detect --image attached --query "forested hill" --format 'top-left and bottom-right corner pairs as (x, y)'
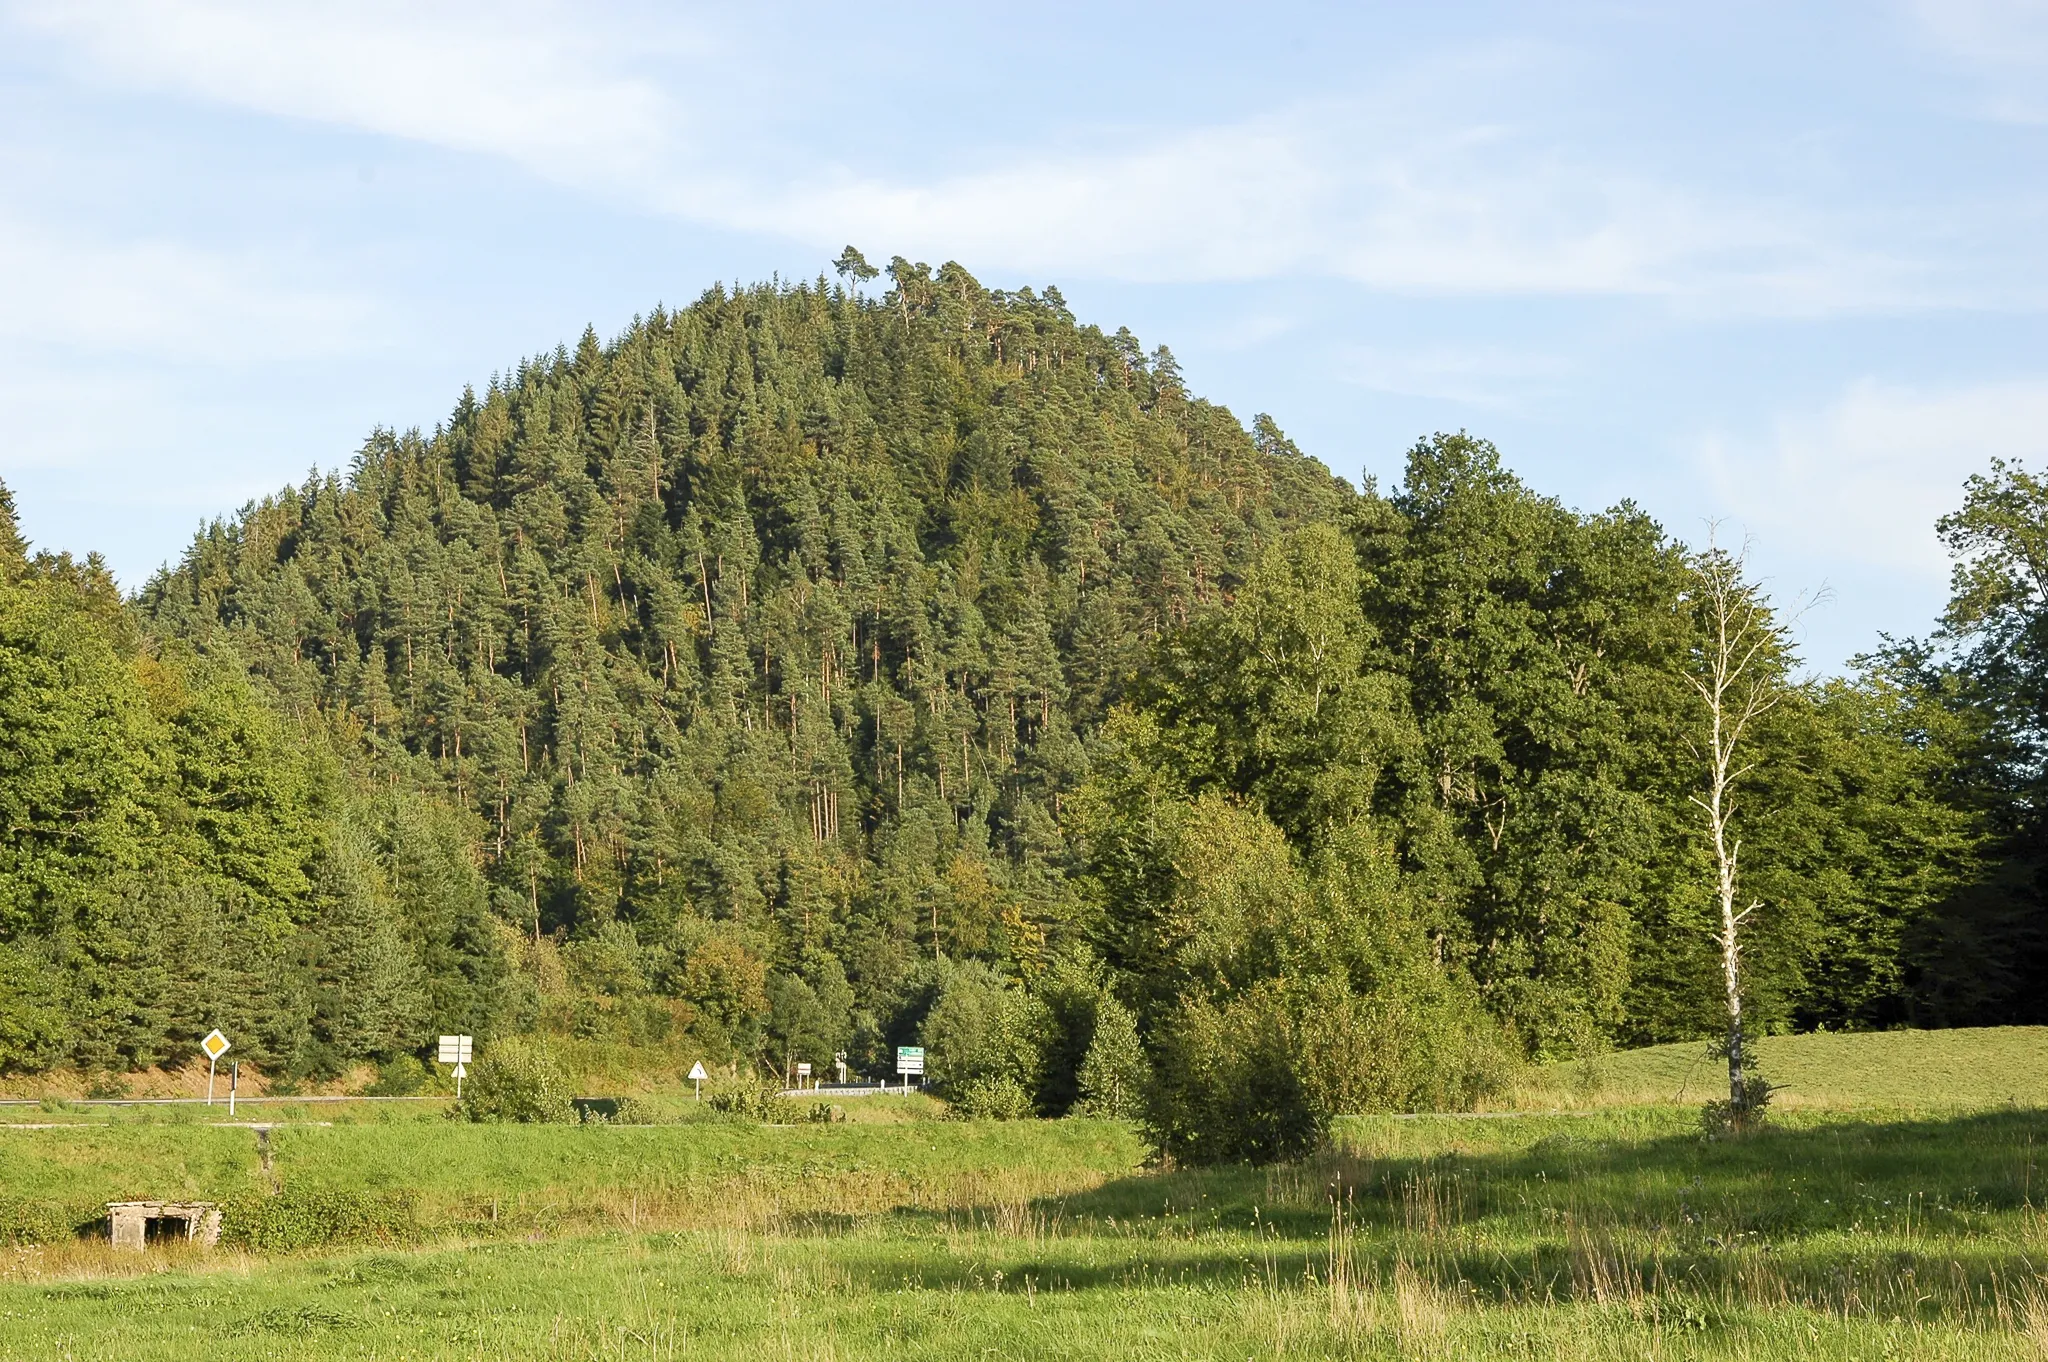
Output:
(4, 257), (2039, 1110)
(128, 262), (1348, 1065)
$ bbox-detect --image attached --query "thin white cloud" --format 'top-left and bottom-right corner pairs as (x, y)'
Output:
(1341, 342), (1574, 411)
(7, 1), (1941, 312)
(718, 108), (1922, 312)
(13, 0), (676, 181)
(1180, 312), (1302, 355)
(1909, 0), (2048, 66)
(0, 215), (377, 359)
(1697, 378), (2048, 581)
(1905, 0), (2048, 121)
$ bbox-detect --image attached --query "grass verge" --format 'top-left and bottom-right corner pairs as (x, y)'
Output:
(3, 1104), (2045, 1358)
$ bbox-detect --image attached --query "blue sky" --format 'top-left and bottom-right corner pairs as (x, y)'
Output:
(2, 2), (2044, 671)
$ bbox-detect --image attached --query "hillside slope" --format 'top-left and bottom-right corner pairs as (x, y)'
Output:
(139, 263), (1350, 1072)
(1536, 1026), (2048, 1109)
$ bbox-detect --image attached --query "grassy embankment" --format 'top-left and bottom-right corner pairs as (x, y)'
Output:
(0, 1032), (710, 1102)
(1514, 1025), (2048, 1110)
(2, 1028), (2045, 1359)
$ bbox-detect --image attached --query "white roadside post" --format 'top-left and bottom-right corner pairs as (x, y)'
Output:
(689, 1060), (708, 1100)
(201, 1030), (231, 1106)
(438, 1034), (473, 1099)
(229, 1060), (239, 1116)
(895, 1046), (924, 1096)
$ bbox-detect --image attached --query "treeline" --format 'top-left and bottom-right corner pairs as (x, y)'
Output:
(1, 256), (2041, 1150)
(0, 496), (504, 1075)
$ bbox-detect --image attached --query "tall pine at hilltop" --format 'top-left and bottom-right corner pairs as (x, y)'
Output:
(139, 259), (1350, 1075)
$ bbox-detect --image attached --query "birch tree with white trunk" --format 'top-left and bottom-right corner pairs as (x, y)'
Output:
(1686, 536), (1790, 1129)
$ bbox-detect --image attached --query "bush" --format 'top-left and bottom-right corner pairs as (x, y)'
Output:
(947, 1073), (1035, 1120)
(361, 1054), (429, 1096)
(919, 961), (1051, 1115)
(459, 1041), (574, 1123)
(1032, 950), (1109, 1116)
(569, 1096), (652, 1124)
(1074, 996), (1148, 1119)
(704, 1076), (776, 1121)
(1702, 1069), (1777, 1138)
(1147, 972), (1515, 1164)
(84, 1073), (130, 1100)
(1145, 983), (1321, 1163)
(0, 1195), (89, 1246)
(220, 1186), (419, 1252)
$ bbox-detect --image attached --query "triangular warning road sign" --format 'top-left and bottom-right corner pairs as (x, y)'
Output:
(688, 1061), (708, 1081)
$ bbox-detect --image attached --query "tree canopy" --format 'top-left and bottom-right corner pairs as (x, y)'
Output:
(0, 261), (2034, 1147)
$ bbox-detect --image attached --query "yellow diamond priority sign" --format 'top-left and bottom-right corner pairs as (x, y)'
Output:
(201, 1030), (231, 1061)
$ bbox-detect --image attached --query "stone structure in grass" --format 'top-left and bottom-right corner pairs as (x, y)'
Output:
(108, 1201), (220, 1250)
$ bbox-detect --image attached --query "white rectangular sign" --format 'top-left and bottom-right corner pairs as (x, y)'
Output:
(795, 1062), (812, 1077)
(437, 1034), (473, 1064)
(896, 1046), (924, 1075)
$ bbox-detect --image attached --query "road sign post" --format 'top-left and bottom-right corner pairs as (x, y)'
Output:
(688, 1060), (708, 1100)
(200, 1030), (231, 1106)
(895, 1046), (924, 1096)
(437, 1035), (473, 1099)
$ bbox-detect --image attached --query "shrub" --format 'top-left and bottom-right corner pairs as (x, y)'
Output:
(1147, 972), (1515, 1164)
(947, 1074), (1035, 1120)
(704, 1076), (776, 1121)
(1146, 982), (1320, 1163)
(220, 1186), (419, 1252)
(0, 1195), (88, 1246)
(919, 961), (1051, 1115)
(84, 1073), (130, 1100)
(459, 1041), (574, 1123)
(1074, 996), (1148, 1119)
(1032, 950), (1109, 1116)
(1702, 1070), (1777, 1138)
(568, 1096), (652, 1124)
(362, 1054), (429, 1096)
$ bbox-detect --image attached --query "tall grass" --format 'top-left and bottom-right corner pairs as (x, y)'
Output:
(4, 1104), (2046, 1358)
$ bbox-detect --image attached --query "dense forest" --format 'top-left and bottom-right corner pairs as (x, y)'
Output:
(2, 255), (2043, 1152)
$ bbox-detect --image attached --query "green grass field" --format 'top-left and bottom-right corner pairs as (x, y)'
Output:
(4, 1030), (2047, 1359)
(1521, 1025), (2048, 1110)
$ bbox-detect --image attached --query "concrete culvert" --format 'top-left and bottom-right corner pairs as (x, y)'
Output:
(107, 1201), (221, 1250)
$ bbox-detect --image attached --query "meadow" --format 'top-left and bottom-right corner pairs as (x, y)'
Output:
(4, 1031), (2047, 1359)
(1514, 1026), (2048, 1110)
